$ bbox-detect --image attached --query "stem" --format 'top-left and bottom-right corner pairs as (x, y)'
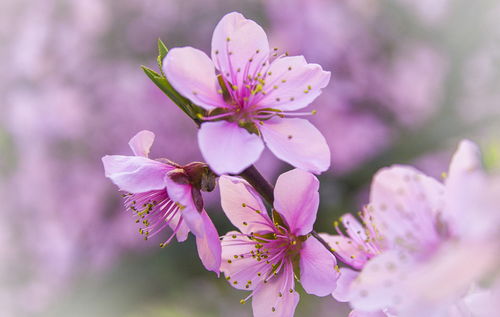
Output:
(238, 165), (275, 205)
(310, 231), (336, 257)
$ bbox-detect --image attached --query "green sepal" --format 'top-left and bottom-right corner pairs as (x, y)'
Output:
(238, 120), (260, 136)
(272, 209), (287, 229)
(141, 65), (194, 119)
(157, 39), (169, 71)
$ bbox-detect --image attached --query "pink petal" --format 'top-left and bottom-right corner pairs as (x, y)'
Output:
(163, 47), (225, 111)
(261, 118), (330, 174)
(340, 214), (369, 244)
(447, 140), (483, 179)
(318, 234), (370, 270)
(252, 262), (299, 317)
(349, 251), (410, 312)
(332, 268), (359, 302)
(464, 286), (500, 317)
(102, 155), (170, 193)
(128, 130), (155, 157)
(368, 165), (445, 252)
(164, 178), (204, 236)
(299, 237), (338, 296)
(219, 176), (273, 234)
(196, 209), (222, 275)
(220, 231), (268, 291)
(273, 169), (319, 235)
(198, 121), (264, 175)
(211, 12), (269, 88)
(349, 310), (389, 317)
(257, 55), (331, 111)
(445, 140), (499, 237)
(168, 211), (190, 242)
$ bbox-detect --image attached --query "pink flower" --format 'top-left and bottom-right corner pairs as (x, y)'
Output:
(102, 130), (221, 274)
(218, 169), (338, 317)
(322, 140), (500, 316)
(164, 12), (331, 175)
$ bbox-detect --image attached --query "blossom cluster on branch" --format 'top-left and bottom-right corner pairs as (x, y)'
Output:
(102, 12), (500, 317)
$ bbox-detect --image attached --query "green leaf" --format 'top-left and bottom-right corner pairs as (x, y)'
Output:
(157, 39), (168, 70)
(141, 65), (194, 119)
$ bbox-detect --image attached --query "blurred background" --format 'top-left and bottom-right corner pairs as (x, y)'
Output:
(1, 0), (499, 316)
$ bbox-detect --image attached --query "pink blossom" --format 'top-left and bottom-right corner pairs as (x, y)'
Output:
(164, 12), (331, 175)
(102, 130), (221, 274)
(218, 169), (338, 317)
(322, 140), (500, 316)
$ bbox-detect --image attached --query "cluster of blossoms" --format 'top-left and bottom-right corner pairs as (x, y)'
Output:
(103, 12), (500, 317)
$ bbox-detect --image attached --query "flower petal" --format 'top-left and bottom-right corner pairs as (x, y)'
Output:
(252, 262), (299, 317)
(211, 12), (269, 88)
(128, 130), (155, 157)
(319, 234), (370, 270)
(220, 231), (268, 291)
(168, 211), (190, 242)
(196, 210), (222, 275)
(332, 268), (359, 302)
(273, 169), (319, 235)
(348, 310), (389, 317)
(368, 165), (445, 252)
(163, 47), (225, 110)
(164, 178), (204, 236)
(257, 55), (331, 111)
(198, 121), (264, 175)
(349, 250), (411, 312)
(299, 237), (338, 296)
(219, 175), (273, 234)
(445, 140), (499, 237)
(261, 118), (330, 174)
(102, 155), (170, 193)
